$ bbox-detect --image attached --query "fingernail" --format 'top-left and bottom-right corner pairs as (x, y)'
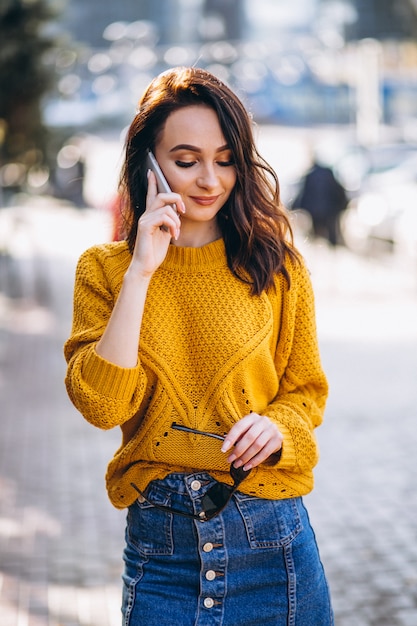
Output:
(147, 169), (151, 178)
(221, 440), (232, 453)
(243, 463), (252, 472)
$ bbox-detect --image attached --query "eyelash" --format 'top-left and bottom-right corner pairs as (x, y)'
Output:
(175, 160), (234, 168)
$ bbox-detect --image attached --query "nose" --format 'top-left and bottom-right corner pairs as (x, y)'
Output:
(196, 164), (218, 190)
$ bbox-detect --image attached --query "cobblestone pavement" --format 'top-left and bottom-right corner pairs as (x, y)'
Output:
(0, 199), (416, 625)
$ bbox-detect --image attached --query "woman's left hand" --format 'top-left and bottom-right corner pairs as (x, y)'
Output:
(221, 413), (283, 471)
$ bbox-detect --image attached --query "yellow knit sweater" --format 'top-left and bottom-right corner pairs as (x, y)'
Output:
(64, 238), (328, 509)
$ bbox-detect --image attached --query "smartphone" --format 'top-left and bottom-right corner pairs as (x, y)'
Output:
(146, 150), (172, 193)
(146, 150), (177, 231)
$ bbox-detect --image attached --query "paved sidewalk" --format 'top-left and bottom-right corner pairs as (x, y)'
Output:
(1, 201), (417, 625)
(0, 201), (124, 626)
(304, 241), (417, 625)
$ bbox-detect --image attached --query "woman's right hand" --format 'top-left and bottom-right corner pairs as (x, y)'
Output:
(129, 170), (185, 278)
(95, 171), (185, 367)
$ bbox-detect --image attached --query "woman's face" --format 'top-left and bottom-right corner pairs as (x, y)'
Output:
(154, 105), (237, 234)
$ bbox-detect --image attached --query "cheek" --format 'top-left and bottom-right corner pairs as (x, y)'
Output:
(165, 169), (191, 194)
(224, 170), (237, 193)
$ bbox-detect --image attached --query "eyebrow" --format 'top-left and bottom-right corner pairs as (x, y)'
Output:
(169, 143), (230, 153)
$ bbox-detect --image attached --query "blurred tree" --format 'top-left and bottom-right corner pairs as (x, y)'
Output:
(0, 0), (59, 173)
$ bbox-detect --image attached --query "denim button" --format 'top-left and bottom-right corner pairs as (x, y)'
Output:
(203, 542), (213, 552)
(204, 597), (214, 609)
(191, 480), (201, 491)
(205, 570), (216, 581)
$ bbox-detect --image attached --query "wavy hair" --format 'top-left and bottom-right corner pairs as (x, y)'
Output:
(119, 66), (299, 294)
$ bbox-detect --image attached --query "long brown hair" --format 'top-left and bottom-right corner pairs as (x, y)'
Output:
(120, 66), (298, 294)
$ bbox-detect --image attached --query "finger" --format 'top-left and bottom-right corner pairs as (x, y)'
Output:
(241, 441), (282, 471)
(221, 414), (255, 453)
(223, 415), (283, 467)
(228, 420), (265, 459)
(146, 169), (158, 205)
(228, 427), (268, 465)
(158, 192), (186, 215)
(234, 433), (282, 470)
(139, 208), (180, 240)
(145, 170), (185, 215)
(158, 206), (178, 235)
(159, 212), (181, 239)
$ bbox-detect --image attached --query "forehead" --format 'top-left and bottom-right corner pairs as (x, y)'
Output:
(158, 105), (226, 147)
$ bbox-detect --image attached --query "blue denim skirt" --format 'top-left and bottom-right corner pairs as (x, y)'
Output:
(122, 472), (333, 626)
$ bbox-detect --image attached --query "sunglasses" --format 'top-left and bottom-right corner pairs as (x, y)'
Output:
(130, 422), (251, 522)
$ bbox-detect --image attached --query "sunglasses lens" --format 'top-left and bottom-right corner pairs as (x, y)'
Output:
(201, 465), (252, 519)
(201, 482), (233, 517)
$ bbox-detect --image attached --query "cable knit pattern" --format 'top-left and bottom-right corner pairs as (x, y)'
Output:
(64, 238), (328, 509)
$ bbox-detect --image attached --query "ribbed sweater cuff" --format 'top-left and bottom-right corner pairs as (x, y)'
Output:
(82, 348), (141, 401)
(269, 422), (296, 470)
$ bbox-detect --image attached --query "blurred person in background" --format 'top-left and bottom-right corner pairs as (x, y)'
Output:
(64, 67), (333, 625)
(53, 140), (87, 208)
(292, 155), (348, 246)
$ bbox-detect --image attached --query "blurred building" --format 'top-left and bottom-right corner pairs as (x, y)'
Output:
(347, 0), (417, 40)
(60, 0), (195, 47)
(318, 0), (417, 42)
(46, 0), (417, 130)
(59, 0), (247, 48)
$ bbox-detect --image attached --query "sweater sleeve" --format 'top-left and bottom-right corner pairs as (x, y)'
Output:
(64, 246), (148, 430)
(263, 257), (328, 473)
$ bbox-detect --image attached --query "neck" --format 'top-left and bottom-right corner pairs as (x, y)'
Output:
(172, 220), (222, 248)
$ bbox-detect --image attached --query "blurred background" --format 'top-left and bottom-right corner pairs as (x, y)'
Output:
(1, 1), (417, 625)
(2, 0), (417, 255)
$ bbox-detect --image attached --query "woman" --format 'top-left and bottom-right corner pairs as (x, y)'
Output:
(64, 66), (333, 625)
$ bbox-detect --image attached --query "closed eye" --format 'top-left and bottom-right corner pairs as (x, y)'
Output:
(175, 160), (195, 168)
(217, 159), (235, 167)
(175, 159), (234, 168)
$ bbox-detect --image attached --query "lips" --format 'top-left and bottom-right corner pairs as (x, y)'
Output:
(190, 196), (220, 206)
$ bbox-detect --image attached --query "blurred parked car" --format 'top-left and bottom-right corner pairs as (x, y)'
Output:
(337, 143), (417, 257)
